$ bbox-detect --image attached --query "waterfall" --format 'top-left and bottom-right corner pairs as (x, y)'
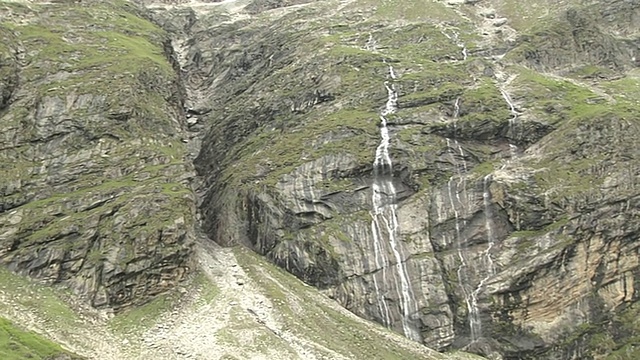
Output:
(371, 219), (392, 327)
(468, 174), (497, 342)
(449, 174), (475, 341)
(500, 89), (519, 159)
(449, 95), (487, 342)
(447, 136), (478, 343)
(453, 97), (461, 119)
(365, 33), (377, 51)
(482, 174), (496, 277)
(440, 29), (468, 61)
(369, 62), (421, 342)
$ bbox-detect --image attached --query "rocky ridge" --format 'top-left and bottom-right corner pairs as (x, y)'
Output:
(174, 0), (639, 358)
(0, 0), (195, 310)
(0, 0), (639, 359)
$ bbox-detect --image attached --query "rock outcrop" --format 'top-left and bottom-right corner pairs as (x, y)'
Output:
(1, 0), (639, 359)
(0, 0), (195, 310)
(176, 0), (640, 358)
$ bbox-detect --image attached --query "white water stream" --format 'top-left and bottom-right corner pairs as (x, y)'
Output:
(500, 89), (519, 159)
(468, 174), (497, 341)
(369, 59), (421, 342)
(447, 99), (480, 343)
(442, 28), (504, 344)
(440, 29), (468, 61)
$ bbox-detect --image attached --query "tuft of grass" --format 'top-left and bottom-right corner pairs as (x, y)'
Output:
(109, 293), (178, 334)
(0, 317), (80, 360)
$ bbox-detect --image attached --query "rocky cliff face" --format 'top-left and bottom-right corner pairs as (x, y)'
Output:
(174, 0), (640, 358)
(1, 0), (639, 359)
(0, 0), (195, 310)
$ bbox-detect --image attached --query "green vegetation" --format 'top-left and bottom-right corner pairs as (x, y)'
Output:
(3, 2), (172, 78)
(556, 302), (640, 359)
(459, 80), (511, 124)
(472, 161), (495, 177)
(603, 303), (640, 359)
(16, 160), (192, 247)
(0, 317), (79, 360)
(508, 230), (573, 273)
(345, 0), (463, 23)
(109, 271), (218, 334)
(497, 0), (582, 30)
(109, 293), (177, 333)
(569, 65), (617, 80)
(0, 267), (81, 332)
(221, 16), (487, 191)
(1, 1), (178, 138)
(224, 107), (379, 188)
(235, 248), (428, 359)
(601, 72), (640, 102)
(0, 2), (193, 311)
(512, 66), (608, 124)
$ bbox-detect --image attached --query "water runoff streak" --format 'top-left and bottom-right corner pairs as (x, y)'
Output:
(445, 29), (498, 343)
(468, 174), (497, 342)
(448, 98), (480, 342)
(370, 60), (421, 342)
(500, 89), (519, 159)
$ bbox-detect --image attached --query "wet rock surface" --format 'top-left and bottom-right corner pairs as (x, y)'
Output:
(1, 0), (639, 359)
(179, 0), (640, 358)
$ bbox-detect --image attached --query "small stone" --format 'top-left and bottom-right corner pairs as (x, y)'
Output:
(493, 18), (508, 27)
(236, 278), (245, 285)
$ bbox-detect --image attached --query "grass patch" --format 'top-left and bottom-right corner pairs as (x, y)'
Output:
(234, 247), (453, 360)
(0, 317), (79, 360)
(225, 107), (379, 188)
(109, 293), (178, 334)
(0, 268), (81, 331)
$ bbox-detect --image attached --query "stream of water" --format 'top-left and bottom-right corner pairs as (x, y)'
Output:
(369, 58), (421, 342)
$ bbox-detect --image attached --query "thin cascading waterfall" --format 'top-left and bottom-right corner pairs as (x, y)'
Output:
(449, 96), (485, 342)
(371, 217), (392, 327)
(440, 29), (467, 61)
(365, 33), (377, 51)
(447, 137), (478, 342)
(482, 175), (496, 276)
(468, 174), (497, 342)
(453, 97), (461, 119)
(448, 174), (474, 336)
(444, 29), (496, 344)
(369, 62), (421, 342)
(500, 89), (519, 159)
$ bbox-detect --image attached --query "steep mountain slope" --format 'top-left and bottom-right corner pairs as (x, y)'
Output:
(1, 237), (479, 359)
(0, 0), (480, 359)
(0, 0), (638, 359)
(0, 0), (194, 310)
(175, 0), (639, 358)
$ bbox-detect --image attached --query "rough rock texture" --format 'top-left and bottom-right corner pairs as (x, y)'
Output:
(173, 0), (640, 358)
(1, 0), (639, 359)
(0, 1), (195, 310)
